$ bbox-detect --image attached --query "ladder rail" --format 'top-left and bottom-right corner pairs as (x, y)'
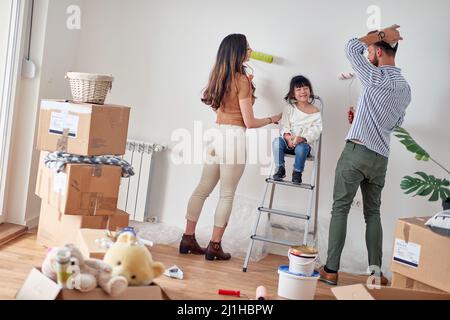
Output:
(243, 163), (274, 271)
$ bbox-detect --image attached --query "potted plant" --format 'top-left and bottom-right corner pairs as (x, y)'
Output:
(394, 127), (450, 210)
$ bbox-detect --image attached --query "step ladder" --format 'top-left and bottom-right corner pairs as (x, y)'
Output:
(242, 96), (324, 272)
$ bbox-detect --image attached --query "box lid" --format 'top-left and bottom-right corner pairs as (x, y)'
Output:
(332, 284), (450, 300)
(41, 99), (130, 112)
(16, 268), (62, 300)
(17, 268), (171, 300)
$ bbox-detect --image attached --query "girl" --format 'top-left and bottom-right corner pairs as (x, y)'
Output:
(180, 34), (282, 261)
(272, 75), (322, 184)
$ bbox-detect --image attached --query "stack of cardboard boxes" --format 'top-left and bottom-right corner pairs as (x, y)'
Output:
(16, 99), (171, 300)
(334, 216), (450, 300)
(390, 216), (450, 294)
(35, 99), (132, 248)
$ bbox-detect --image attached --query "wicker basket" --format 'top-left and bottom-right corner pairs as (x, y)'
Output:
(66, 72), (114, 105)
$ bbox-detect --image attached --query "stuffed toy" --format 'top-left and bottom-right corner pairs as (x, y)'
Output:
(42, 244), (128, 296)
(103, 231), (165, 286)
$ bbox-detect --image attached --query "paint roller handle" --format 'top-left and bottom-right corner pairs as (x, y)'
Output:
(348, 107), (356, 124)
(218, 289), (241, 297)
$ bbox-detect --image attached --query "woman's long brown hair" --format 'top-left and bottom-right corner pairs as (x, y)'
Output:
(202, 34), (255, 110)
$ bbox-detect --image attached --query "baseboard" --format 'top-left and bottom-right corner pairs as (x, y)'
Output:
(25, 214), (40, 229)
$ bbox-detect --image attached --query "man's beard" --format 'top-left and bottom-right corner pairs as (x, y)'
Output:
(370, 55), (379, 67)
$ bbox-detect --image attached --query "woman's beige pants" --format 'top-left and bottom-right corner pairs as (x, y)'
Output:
(186, 124), (246, 228)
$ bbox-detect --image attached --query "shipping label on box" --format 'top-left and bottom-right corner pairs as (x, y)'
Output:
(393, 238), (421, 268)
(53, 172), (67, 195)
(49, 112), (79, 138)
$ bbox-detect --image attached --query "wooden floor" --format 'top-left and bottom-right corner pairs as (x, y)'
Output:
(0, 223), (28, 246)
(0, 230), (368, 300)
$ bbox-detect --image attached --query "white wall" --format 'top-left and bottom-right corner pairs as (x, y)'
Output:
(19, 0), (450, 275)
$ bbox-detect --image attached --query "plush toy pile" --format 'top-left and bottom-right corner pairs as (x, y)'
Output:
(41, 229), (165, 296)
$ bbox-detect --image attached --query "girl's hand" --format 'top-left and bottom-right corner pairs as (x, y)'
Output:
(293, 136), (305, 146)
(284, 133), (295, 149)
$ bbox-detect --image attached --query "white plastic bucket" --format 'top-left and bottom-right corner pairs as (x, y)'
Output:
(288, 252), (318, 276)
(277, 266), (319, 300)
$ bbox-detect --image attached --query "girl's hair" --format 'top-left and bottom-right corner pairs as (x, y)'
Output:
(202, 34), (255, 110)
(284, 75), (315, 104)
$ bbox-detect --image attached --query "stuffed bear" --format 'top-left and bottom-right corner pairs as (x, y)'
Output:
(103, 231), (165, 286)
(42, 244), (128, 296)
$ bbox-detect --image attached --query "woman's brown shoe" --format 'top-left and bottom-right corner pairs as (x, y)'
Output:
(179, 234), (206, 255)
(205, 241), (231, 261)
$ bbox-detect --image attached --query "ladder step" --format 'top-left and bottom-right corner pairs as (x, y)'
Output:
(251, 235), (304, 247)
(285, 154), (315, 162)
(258, 207), (309, 220)
(271, 224), (316, 236)
(266, 178), (314, 190)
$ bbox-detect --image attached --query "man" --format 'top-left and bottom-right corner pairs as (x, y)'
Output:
(320, 25), (411, 286)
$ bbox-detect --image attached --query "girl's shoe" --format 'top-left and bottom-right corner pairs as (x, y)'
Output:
(292, 171), (303, 184)
(273, 166), (286, 181)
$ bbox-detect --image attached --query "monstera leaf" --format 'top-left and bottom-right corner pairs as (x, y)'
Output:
(394, 127), (430, 161)
(401, 172), (450, 202)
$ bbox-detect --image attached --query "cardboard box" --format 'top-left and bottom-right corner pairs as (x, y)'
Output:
(392, 272), (445, 293)
(332, 284), (450, 300)
(107, 209), (130, 231)
(37, 203), (129, 248)
(36, 152), (121, 216)
(37, 99), (130, 156)
(77, 229), (113, 259)
(77, 210), (129, 259)
(16, 268), (170, 300)
(391, 217), (450, 293)
(37, 202), (108, 248)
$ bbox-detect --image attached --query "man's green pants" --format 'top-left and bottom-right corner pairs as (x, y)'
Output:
(326, 141), (388, 271)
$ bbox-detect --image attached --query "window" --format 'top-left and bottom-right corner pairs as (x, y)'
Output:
(0, 0), (23, 221)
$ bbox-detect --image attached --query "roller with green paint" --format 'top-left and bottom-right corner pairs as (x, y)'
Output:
(250, 51), (274, 64)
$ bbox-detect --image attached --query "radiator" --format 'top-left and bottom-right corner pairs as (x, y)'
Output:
(117, 140), (166, 222)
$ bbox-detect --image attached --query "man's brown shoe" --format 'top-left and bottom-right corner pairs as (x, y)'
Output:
(367, 273), (389, 286)
(319, 266), (338, 286)
(179, 234), (206, 255)
(205, 241), (231, 261)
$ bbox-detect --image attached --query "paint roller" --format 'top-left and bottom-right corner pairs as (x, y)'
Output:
(250, 51), (274, 64)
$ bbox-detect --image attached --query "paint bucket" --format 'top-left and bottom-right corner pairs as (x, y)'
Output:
(288, 246), (318, 276)
(277, 266), (319, 300)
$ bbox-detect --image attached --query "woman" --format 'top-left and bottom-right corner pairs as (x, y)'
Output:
(179, 34), (282, 261)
